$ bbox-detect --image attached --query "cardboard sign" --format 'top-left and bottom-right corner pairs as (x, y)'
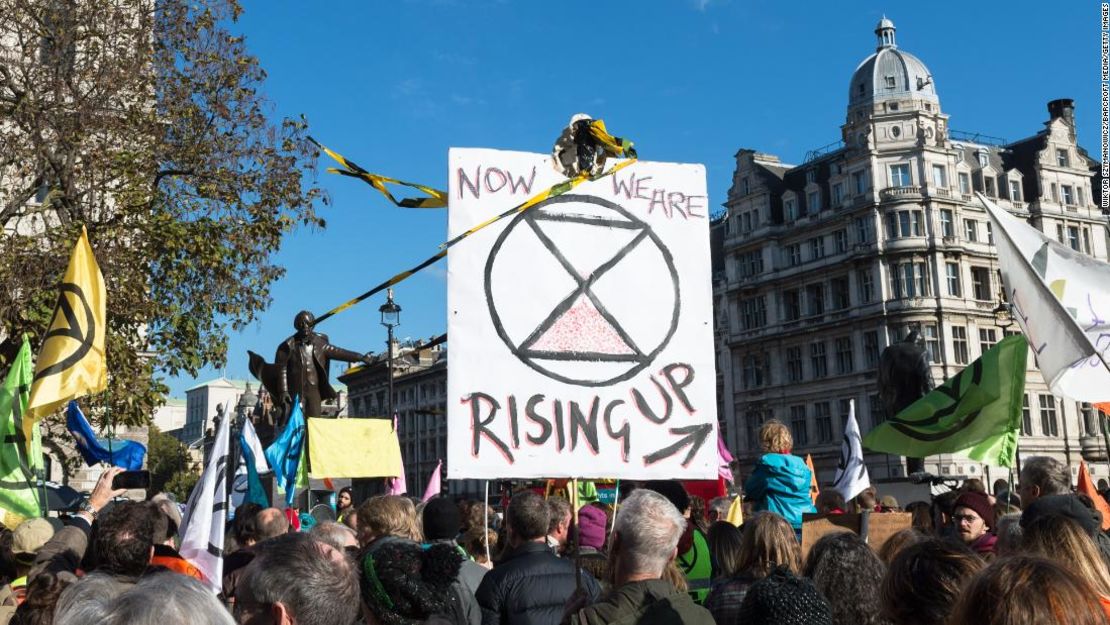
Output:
(447, 149), (717, 480)
(800, 512), (913, 560)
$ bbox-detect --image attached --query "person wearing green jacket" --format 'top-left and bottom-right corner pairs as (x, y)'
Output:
(744, 420), (817, 539)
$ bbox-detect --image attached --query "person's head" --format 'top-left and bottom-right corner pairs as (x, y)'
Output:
(1018, 456), (1070, 508)
(236, 533), (359, 625)
(759, 420), (792, 454)
(337, 487), (354, 511)
(993, 478), (1010, 497)
(994, 513), (1024, 556)
(461, 527), (497, 565)
(308, 522), (358, 552)
(961, 478), (987, 494)
(880, 538), (984, 625)
(904, 501), (933, 534)
(930, 491), (959, 536)
(100, 572), (234, 625)
(465, 503), (493, 535)
(91, 501), (156, 577)
(356, 496), (421, 546)
(948, 556), (1107, 625)
(854, 486), (878, 512)
(53, 572), (130, 625)
(359, 540), (462, 625)
(952, 491), (993, 544)
(707, 497), (731, 522)
(10, 571), (69, 625)
(233, 503), (265, 547)
(706, 521), (743, 580)
(1020, 493), (1101, 537)
(12, 518), (54, 572)
(689, 496), (707, 523)
(577, 504), (608, 552)
(610, 489), (685, 581)
(735, 512), (801, 579)
(1021, 512), (1110, 596)
(876, 528), (926, 566)
(738, 568), (832, 625)
(802, 531), (887, 625)
(545, 496), (572, 547)
(641, 481), (691, 515)
(421, 497), (462, 542)
(149, 494), (182, 546)
(815, 491), (846, 515)
(505, 491), (549, 547)
(255, 507), (291, 543)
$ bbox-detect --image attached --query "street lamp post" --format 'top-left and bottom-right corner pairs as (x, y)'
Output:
(379, 288), (402, 422)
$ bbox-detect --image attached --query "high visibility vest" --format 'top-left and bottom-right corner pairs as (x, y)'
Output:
(677, 529), (712, 604)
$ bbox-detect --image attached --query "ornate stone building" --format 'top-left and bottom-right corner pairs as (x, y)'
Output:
(717, 18), (1108, 488)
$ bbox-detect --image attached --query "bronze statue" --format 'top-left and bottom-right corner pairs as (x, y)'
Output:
(249, 310), (371, 432)
(878, 328), (934, 474)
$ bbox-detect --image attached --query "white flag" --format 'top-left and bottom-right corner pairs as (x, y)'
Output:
(231, 418), (271, 509)
(831, 400), (870, 502)
(179, 402), (231, 592)
(982, 194), (1110, 402)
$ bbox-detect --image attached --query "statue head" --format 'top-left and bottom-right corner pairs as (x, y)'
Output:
(903, 328), (921, 345)
(294, 310), (316, 335)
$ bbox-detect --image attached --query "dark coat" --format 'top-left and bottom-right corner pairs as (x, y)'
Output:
(567, 579), (715, 625)
(476, 541), (600, 625)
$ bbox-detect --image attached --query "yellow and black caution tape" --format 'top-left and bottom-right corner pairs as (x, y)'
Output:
(587, 119), (637, 160)
(309, 137), (447, 209)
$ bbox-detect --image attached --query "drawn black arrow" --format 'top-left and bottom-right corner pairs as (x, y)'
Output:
(643, 423), (713, 467)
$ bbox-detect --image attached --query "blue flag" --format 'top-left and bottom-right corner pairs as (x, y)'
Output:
(66, 401), (146, 471)
(265, 398), (306, 507)
(234, 418), (270, 509)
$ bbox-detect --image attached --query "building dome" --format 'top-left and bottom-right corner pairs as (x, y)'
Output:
(848, 18), (938, 108)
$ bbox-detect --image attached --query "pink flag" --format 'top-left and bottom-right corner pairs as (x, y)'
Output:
(385, 415), (407, 495)
(421, 459), (443, 502)
(717, 425), (735, 483)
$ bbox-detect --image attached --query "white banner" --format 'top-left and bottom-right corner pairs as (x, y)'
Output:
(982, 195), (1110, 402)
(179, 402), (230, 592)
(447, 149), (717, 480)
(831, 400), (870, 502)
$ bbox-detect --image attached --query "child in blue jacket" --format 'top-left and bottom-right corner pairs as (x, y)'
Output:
(744, 420), (816, 538)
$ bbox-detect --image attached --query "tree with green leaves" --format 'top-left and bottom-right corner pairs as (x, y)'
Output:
(146, 424), (197, 501)
(0, 0), (326, 428)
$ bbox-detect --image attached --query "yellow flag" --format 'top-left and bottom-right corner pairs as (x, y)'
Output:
(805, 454), (820, 504)
(27, 227), (107, 429)
(306, 418), (401, 478)
(726, 495), (743, 527)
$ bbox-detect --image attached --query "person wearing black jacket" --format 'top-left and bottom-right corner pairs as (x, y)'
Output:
(475, 492), (599, 625)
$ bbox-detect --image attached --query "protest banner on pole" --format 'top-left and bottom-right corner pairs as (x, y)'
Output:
(447, 149), (717, 480)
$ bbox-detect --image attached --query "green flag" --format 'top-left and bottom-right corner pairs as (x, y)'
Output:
(0, 337), (43, 522)
(863, 334), (1028, 467)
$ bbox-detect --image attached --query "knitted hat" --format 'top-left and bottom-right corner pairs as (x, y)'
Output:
(1020, 494), (1101, 536)
(361, 540), (462, 625)
(954, 491), (995, 528)
(738, 568), (833, 625)
(422, 497), (462, 541)
(577, 505), (607, 551)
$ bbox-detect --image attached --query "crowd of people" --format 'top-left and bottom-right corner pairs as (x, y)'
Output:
(0, 420), (1107, 624)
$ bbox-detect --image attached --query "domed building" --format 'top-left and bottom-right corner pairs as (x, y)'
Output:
(717, 18), (1107, 494)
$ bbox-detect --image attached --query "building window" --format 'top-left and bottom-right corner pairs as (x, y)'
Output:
(858, 268), (874, 303)
(1084, 228), (1092, 254)
(811, 342), (828, 378)
(940, 209), (954, 237)
(959, 172), (971, 194)
(838, 398), (853, 427)
(1078, 186), (1085, 206)
(986, 222), (993, 245)
(855, 217), (871, 243)
(806, 169), (816, 183)
(1080, 402), (1097, 437)
(977, 152), (988, 167)
(1057, 149), (1069, 167)
(810, 236), (826, 260)
(806, 284), (825, 316)
(834, 229), (848, 253)
(831, 277), (850, 309)
(740, 296), (767, 329)
(786, 244), (801, 267)
(864, 331), (880, 367)
(1051, 182), (1058, 202)
(1056, 223), (1065, 243)
(738, 250), (764, 278)
(952, 325), (969, 364)
(886, 210), (924, 238)
(932, 164), (948, 188)
(742, 176), (750, 195)
(785, 198), (797, 221)
(891, 261), (929, 298)
(1062, 185), (1075, 205)
(1021, 395), (1033, 436)
(889, 163), (911, 187)
(946, 262), (962, 297)
(870, 394), (886, 426)
(979, 328), (997, 354)
(984, 176), (995, 197)
(853, 170), (867, 195)
(832, 182), (844, 206)
(964, 219), (977, 242)
(971, 267), (991, 301)
(924, 324), (940, 362)
(835, 337), (854, 374)
(884, 75), (896, 88)
(742, 354), (767, 389)
(807, 191), (820, 212)
(816, 402), (833, 443)
(791, 405), (809, 447)
(1068, 226), (1080, 251)
(1010, 180), (1022, 201)
(786, 347), (803, 382)
(783, 289), (801, 321)
(1039, 395), (1059, 437)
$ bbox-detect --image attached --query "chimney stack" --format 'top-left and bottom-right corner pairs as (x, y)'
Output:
(1047, 99), (1076, 140)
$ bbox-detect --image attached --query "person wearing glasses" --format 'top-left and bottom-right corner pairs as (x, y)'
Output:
(951, 491), (996, 558)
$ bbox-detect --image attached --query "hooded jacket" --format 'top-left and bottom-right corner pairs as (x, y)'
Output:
(744, 453), (817, 530)
(476, 541), (599, 625)
(566, 579), (715, 625)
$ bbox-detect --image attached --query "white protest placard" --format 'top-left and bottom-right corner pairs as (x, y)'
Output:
(447, 148), (717, 480)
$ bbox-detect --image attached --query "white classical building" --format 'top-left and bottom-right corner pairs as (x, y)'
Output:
(717, 18), (1108, 489)
(183, 377), (251, 445)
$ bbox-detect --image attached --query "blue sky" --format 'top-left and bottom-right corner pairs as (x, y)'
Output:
(166, 0), (1100, 396)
